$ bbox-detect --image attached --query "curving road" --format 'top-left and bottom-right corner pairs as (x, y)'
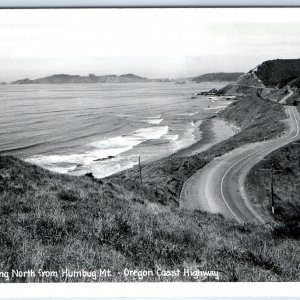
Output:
(180, 106), (300, 223)
(229, 82), (295, 105)
(279, 90), (294, 104)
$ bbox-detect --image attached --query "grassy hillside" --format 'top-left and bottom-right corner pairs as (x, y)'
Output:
(1, 155), (300, 282)
(245, 141), (300, 238)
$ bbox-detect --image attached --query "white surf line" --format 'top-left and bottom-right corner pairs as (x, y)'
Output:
(220, 106), (300, 223)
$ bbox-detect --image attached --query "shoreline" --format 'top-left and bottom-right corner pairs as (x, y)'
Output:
(121, 112), (236, 178)
(15, 112), (236, 180)
(82, 113), (236, 179)
(101, 112), (236, 180)
(171, 115), (236, 158)
(12, 105), (235, 180)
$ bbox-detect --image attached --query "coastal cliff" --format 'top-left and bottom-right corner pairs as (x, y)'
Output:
(217, 59), (300, 105)
(191, 72), (244, 83)
(255, 58), (300, 87)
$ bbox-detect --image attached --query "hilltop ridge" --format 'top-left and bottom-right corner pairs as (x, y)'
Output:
(255, 59), (300, 87)
(217, 59), (300, 105)
(11, 73), (150, 84)
(190, 72), (244, 83)
(9, 72), (245, 85)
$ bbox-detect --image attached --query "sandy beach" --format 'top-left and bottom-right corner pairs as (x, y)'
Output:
(173, 117), (236, 157)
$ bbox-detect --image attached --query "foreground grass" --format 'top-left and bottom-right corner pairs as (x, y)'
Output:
(0, 155), (300, 282)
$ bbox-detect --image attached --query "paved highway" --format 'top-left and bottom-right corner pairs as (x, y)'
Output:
(180, 106), (300, 223)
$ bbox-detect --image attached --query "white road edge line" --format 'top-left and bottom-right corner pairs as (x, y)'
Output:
(220, 106), (299, 223)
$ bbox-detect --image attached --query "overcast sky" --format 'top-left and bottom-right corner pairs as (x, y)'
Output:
(1, 8), (300, 81)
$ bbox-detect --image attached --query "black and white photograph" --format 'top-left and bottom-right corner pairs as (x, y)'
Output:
(0, 7), (300, 283)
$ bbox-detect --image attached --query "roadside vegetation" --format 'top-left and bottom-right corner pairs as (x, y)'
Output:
(1, 94), (298, 282)
(245, 141), (300, 239)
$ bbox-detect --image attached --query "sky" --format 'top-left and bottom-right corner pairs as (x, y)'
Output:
(1, 8), (300, 82)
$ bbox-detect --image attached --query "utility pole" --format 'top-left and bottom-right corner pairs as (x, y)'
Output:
(258, 167), (283, 215)
(271, 171), (275, 215)
(138, 156), (143, 185)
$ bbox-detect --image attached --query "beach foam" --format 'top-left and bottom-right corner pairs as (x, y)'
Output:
(204, 106), (227, 110)
(132, 126), (168, 140)
(179, 111), (199, 116)
(147, 118), (163, 125)
(25, 125), (169, 176)
(48, 165), (78, 174)
(169, 122), (196, 151)
(164, 134), (179, 142)
(87, 159), (137, 179)
(26, 153), (84, 165)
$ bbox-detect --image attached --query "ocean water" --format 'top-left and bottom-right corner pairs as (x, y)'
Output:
(0, 81), (228, 178)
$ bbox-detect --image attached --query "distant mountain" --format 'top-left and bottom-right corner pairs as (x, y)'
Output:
(190, 72), (244, 83)
(11, 72), (246, 85)
(12, 78), (34, 84)
(11, 73), (150, 84)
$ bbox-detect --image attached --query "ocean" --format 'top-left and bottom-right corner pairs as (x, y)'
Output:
(0, 81), (228, 178)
